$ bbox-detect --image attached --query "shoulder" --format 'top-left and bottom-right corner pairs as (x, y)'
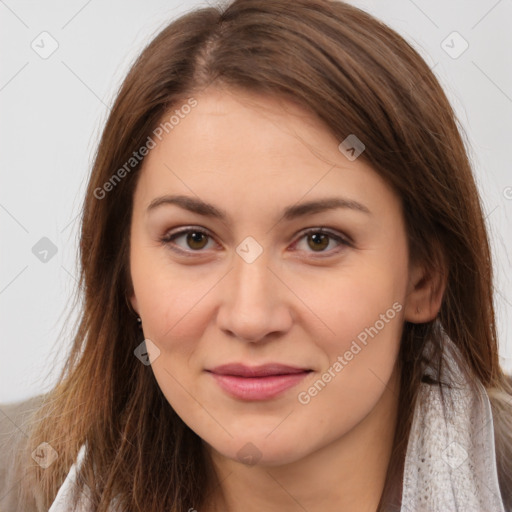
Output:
(0, 394), (47, 512)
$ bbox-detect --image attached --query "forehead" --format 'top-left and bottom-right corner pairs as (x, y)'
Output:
(134, 87), (401, 223)
(146, 86), (344, 172)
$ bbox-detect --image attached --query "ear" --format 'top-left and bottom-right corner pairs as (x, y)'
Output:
(404, 252), (448, 324)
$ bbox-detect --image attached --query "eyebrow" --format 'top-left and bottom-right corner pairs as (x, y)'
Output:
(146, 194), (372, 221)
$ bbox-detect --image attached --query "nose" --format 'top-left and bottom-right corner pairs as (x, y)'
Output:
(216, 250), (293, 343)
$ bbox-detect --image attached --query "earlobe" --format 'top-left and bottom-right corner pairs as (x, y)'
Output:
(404, 257), (447, 324)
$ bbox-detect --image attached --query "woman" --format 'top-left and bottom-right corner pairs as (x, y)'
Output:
(9, 0), (512, 510)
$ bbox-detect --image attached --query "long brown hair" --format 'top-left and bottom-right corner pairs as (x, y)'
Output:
(18, 0), (512, 510)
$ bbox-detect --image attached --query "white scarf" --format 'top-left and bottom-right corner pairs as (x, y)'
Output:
(401, 331), (505, 511)
(49, 333), (506, 511)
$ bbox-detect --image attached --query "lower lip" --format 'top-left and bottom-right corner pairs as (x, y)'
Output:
(207, 371), (311, 401)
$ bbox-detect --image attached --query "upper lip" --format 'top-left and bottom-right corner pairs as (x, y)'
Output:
(207, 363), (312, 377)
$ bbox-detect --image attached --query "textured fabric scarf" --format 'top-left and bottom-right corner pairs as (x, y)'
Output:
(400, 331), (505, 511)
(49, 333), (506, 511)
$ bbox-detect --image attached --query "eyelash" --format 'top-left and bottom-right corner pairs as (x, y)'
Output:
(159, 226), (352, 258)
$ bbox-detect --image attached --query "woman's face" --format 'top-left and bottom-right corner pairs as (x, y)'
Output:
(128, 87), (427, 467)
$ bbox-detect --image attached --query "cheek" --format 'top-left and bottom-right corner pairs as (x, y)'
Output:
(130, 243), (216, 344)
(292, 259), (405, 415)
(293, 345), (399, 459)
(293, 303), (402, 448)
(298, 295), (403, 404)
(290, 260), (405, 351)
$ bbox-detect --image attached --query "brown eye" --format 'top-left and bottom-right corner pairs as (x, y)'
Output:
(307, 232), (330, 252)
(185, 231), (209, 250)
(292, 228), (351, 256)
(160, 228), (214, 254)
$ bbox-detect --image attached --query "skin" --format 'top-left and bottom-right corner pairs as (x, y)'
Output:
(128, 86), (446, 512)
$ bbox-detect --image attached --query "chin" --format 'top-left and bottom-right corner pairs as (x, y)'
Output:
(208, 434), (311, 468)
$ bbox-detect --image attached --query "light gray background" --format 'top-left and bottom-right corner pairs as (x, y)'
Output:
(1, 0), (511, 404)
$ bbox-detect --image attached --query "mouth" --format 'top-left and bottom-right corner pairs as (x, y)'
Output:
(207, 362), (313, 377)
(205, 363), (313, 401)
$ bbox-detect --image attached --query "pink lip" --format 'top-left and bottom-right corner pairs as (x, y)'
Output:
(206, 363), (312, 401)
